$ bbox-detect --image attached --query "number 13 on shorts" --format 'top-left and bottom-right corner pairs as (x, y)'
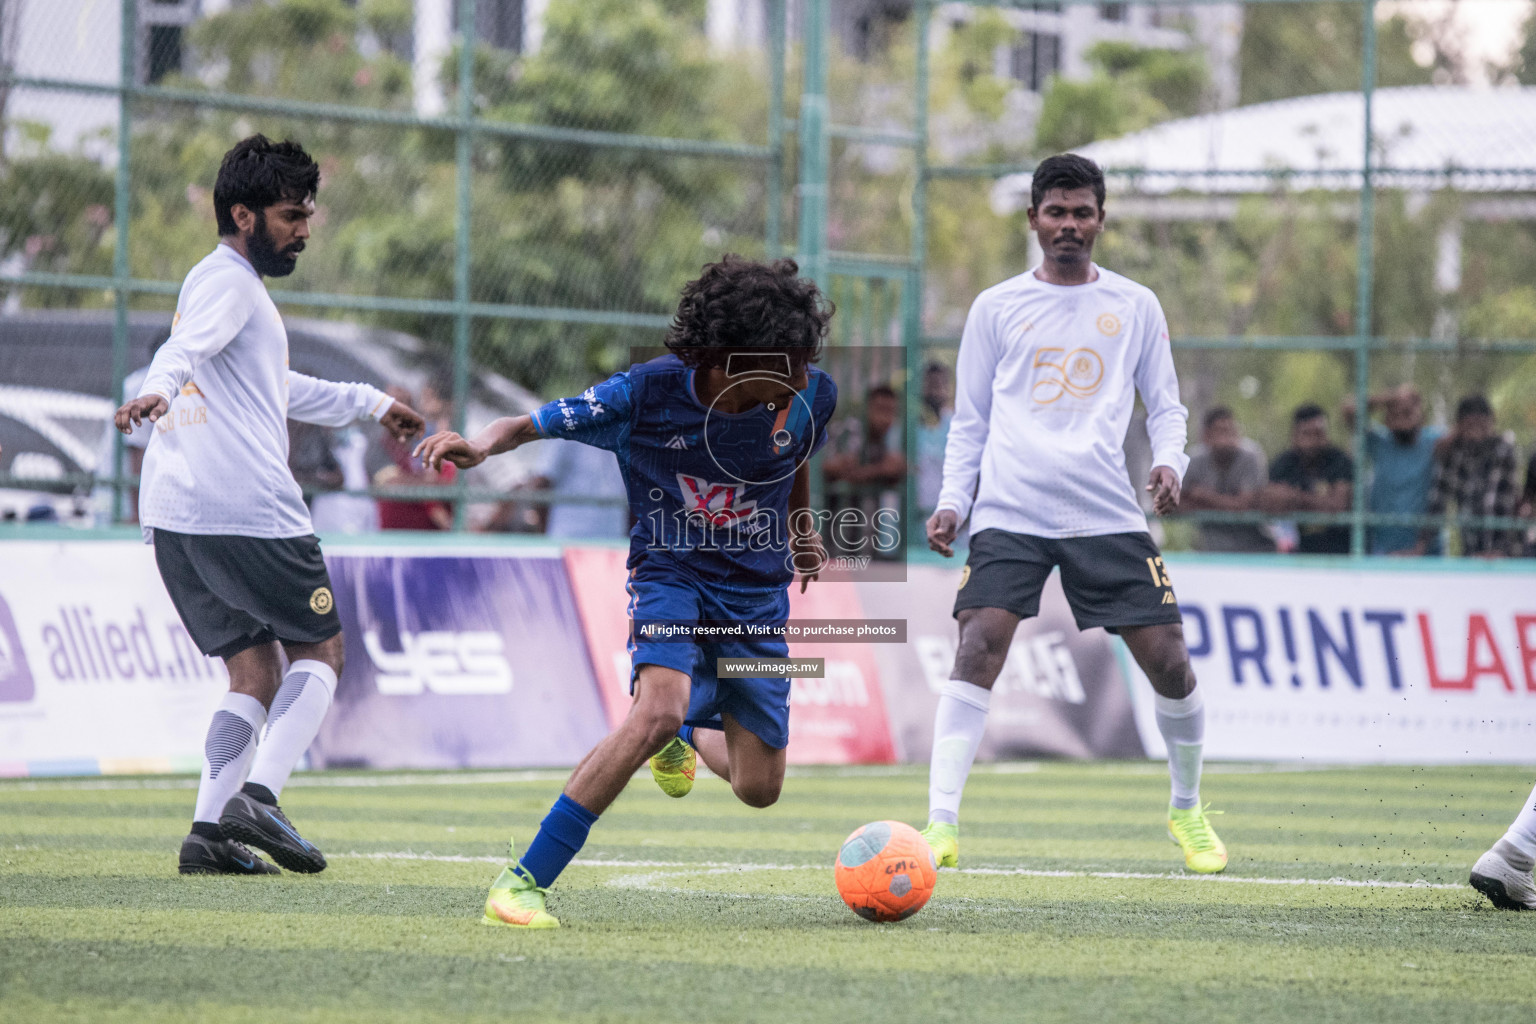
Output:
(1145, 556), (1172, 589)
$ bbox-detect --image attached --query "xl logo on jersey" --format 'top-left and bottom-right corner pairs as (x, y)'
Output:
(678, 473), (758, 527)
(362, 629), (514, 696)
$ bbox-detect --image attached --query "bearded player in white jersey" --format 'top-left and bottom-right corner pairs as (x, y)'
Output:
(919, 154), (1226, 874)
(115, 135), (425, 876)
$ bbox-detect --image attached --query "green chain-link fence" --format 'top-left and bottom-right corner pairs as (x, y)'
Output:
(2, 0), (1533, 554)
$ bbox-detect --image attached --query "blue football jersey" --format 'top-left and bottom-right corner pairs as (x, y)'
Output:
(530, 354), (838, 590)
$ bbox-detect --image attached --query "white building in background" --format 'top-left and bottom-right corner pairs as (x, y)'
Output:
(704, 1), (1245, 111)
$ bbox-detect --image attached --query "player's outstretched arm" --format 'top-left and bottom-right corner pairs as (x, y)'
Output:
(415, 414), (539, 471)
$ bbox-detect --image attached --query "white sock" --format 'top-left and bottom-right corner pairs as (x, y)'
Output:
(1503, 779), (1536, 862)
(193, 692), (266, 825)
(1155, 689), (1205, 809)
(927, 680), (991, 825)
(245, 660), (337, 800)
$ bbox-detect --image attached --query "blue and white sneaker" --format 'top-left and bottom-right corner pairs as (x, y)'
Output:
(219, 791), (328, 874)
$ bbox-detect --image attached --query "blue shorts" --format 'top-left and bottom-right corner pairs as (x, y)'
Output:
(626, 567), (792, 750)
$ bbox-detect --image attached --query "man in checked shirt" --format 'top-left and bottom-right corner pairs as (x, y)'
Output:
(1426, 395), (1522, 557)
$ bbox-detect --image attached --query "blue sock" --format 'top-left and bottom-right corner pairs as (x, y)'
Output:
(518, 793), (598, 889)
(677, 725), (696, 748)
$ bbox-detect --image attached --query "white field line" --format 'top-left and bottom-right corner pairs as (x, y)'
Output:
(0, 760), (1447, 793)
(330, 851), (1465, 891)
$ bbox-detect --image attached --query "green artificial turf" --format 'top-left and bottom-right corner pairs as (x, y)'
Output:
(4, 762), (1535, 1023)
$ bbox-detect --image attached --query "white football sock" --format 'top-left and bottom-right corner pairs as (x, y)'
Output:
(192, 692), (266, 826)
(927, 680), (992, 825)
(245, 660), (337, 800)
(1154, 688), (1205, 810)
(1502, 779), (1536, 863)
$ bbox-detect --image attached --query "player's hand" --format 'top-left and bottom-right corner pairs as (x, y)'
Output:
(791, 530), (825, 593)
(1147, 465), (1181, 516)
(115, 395), (167, 434)
(380, 401), (426, 442)
(414, 431), (487, 471)
(926, 508), (959, 557)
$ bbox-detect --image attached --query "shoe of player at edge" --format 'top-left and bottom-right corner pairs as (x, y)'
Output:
(920, 821), (959, 868)
(177, 832), (280, 876)
(649, 736), (696, 798)
(1470, 842), (1536, 910)
(483, 841), (560, 930)
(218, 791), (327, 874)
(1168, 803), (1227, 874)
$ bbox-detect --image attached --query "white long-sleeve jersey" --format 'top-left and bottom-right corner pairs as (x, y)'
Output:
(936, 265), (1188, 538)
(136, 244), (394, 539)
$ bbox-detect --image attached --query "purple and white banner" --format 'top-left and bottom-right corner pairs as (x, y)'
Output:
(315, 547), (610, 769)
(0, 540), (227, 775)
(860, 564), (1145, 762)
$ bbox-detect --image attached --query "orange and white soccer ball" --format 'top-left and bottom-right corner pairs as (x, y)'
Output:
(834, 820), (937, 922)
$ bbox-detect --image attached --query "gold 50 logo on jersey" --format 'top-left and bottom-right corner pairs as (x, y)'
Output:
(1030, 347), (1105, 404)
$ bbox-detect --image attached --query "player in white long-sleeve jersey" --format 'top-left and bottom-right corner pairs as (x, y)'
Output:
(919, 155), (1227, 874)
(115, 135), (424, 876)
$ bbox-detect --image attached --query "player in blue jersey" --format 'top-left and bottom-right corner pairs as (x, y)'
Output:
(415, 256), (838, 928)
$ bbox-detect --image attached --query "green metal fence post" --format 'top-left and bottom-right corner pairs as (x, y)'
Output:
(1351, 0), (1377, 557)
(796, 0), (828, 287)
(451, 0), (476, 531)
(766, 0), (786, 257)
(903, 1), (932, 550)
(110, 0), (137, 525)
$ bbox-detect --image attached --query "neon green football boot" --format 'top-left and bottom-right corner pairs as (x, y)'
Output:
(920, 820), (959, 868)
(482, 840), (559, 930)
(649, 736), (696, 798)
(1168, 803), (1227, 874)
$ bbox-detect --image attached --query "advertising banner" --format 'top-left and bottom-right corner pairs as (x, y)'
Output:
(563, 546), (897, 764)
(1129, 559), (1536, 764)
(317, 547), (610, 769)
(859, 563), (1146, 762)
(0, 540), (228, 775)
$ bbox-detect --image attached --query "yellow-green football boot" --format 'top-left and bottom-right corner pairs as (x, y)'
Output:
(920, 820), (959, 868)
(649, 736), (696, 798)
(1168, 803), (1227, 874)
(482, 841), (559, 929)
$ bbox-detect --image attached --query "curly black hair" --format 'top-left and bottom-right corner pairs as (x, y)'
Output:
(214, 134), (320, 236)
(665, 255), (832, 371)
(1030, 153), (1106, 210)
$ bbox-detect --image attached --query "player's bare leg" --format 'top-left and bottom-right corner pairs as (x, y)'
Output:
(922, 606), (1020, 866)
(566, 666), (690, 814)
(1121, 622), (1226, 873)
(219, 632), (345, 874)
(484, 666), (690, 929)
(680, 715), (784, 808)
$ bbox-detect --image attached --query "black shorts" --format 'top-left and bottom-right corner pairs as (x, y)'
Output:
(953, 529), (1182, 633)
(153, 529), (342, 660)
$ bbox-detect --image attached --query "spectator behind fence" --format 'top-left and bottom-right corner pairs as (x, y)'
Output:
(1263, 403), (1354, 554)
(823, 383), (906, 558)
(1344, 384), (1444, 556)
(1521, 450), (1536, 556)
(1427, 395), (1521, 557)
(915, 361), (953, 516)
(376, 381), (456, 530)
(1181, 407), (1274, 552)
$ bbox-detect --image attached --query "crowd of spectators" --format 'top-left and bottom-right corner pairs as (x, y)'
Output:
(1182, 388), (1536, 557)
(87, 348), (1534, 556)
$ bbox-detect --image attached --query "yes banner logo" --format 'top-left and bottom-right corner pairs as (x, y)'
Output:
(362, 629), (513, 696)
(0, 594), (35, 702)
